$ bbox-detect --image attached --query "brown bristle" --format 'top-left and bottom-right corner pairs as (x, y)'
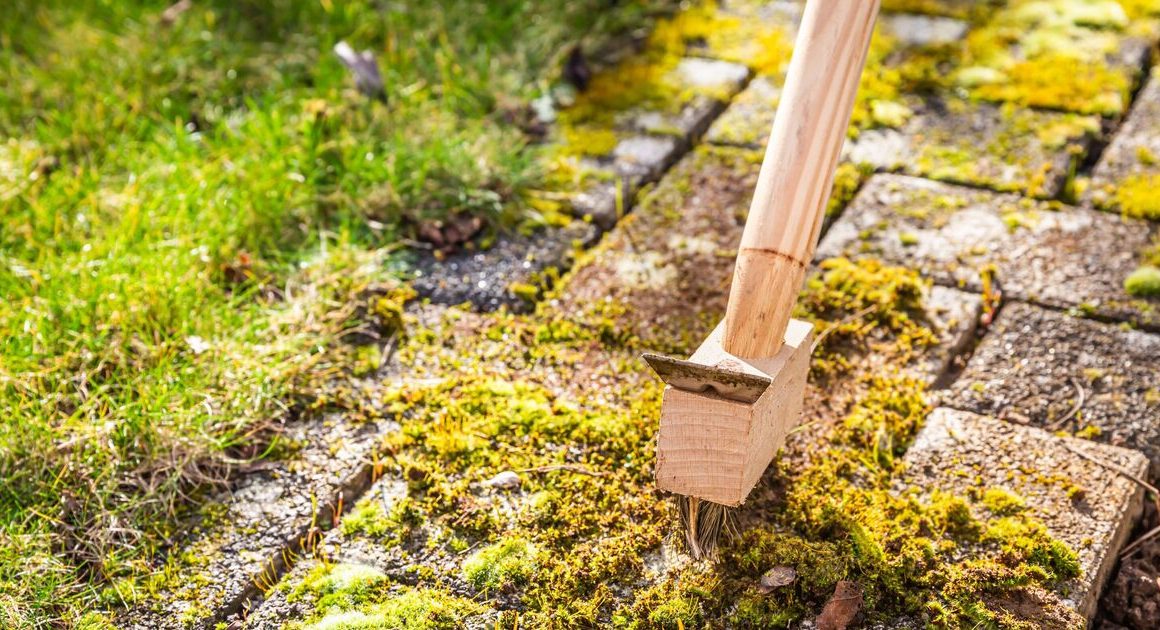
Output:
(676, 495), (730, 559)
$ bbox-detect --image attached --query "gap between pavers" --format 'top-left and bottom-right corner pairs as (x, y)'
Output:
(945, 300), (1160, 478)
(901, 407), (1148, 620)
(1090, 66), (1160, 214)
(117, 407), (397, 629)
(817, 173), (1160, 330)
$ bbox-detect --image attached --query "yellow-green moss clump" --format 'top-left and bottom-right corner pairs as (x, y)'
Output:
(1125, 266), (1160, 297)
(463, 536), (539, 591)
(648, 1), (794, 78)
(827, 163), (873, 218)
(950, 0), (1142, 116)
(1113, 173), (1160, 220)
(285, 566), (484, 630)
(981, 488), (1028, 516)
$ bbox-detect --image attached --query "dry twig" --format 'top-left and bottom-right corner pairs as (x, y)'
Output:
(517, 464), (606, 477)
(1063, 442), (1160, 558)
(1121, 524), (1160, 559)
(1048, 377), (1086, 430)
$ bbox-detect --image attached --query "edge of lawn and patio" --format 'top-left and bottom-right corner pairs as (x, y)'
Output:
(0, 1), (680, 625)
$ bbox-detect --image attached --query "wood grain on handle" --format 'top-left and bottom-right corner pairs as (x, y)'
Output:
(722, 0), (880, 358)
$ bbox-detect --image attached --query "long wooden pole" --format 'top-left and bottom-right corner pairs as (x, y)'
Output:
(722, 0), (880, 359)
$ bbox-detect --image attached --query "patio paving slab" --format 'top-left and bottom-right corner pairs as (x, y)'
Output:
(946, 302), (1160, 477)
(817, 174), (1160, 329)
(901, 407), (1148, 619)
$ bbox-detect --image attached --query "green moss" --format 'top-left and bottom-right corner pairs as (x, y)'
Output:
(647, 594), (702, 628)
(289, 563), (388, 613)
(328, 250), (1081, 628)
(1124, 266), (1160, 297)
(463, 536), (539, 591)
(75, 612), (117, 630)
(981, 488), (1027, 516)
(827, 162), (873, 218)
(649, 1), (794, 78)
(954, 1), (1140, 116)
(1136, 144), (1158, 166)
(1075, 424), (1103, 440)
(294, 587), (484, 630)
(341, 496), (422, 543)
(870, 100), (914, 128)
(1114, 174), (1160, 219)
(928, 559), (1082, 628)
(984, 518), (1080, 580)
(508, 281), (540, 303)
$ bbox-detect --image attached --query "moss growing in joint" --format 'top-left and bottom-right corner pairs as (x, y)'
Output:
(293, 587), (484, 630)
(289, 563), (388, 614)
(313, 252), (1084, 628)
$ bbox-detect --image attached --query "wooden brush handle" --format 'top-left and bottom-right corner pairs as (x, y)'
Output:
(722, 0), (879, 358)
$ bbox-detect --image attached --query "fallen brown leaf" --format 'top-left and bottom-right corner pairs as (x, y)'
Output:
(816, 580), (862, 630)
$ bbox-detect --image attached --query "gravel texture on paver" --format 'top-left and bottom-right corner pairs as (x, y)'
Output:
(901, 407), (1148, 619)
(409, 220), (597, 312)
(817, 173), (1160, 329)
(947, 302), (1160, 477)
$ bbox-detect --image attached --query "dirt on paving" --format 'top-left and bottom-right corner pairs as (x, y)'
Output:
(1098, 501), (1160, 630)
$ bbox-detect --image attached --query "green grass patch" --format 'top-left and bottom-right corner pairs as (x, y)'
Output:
(0, 0), (666, 624)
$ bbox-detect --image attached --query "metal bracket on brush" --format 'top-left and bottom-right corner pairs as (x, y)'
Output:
(641, 353), (771, 404)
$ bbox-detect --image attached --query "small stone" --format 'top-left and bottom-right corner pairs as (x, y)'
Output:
(879, 14), (968, 46)
(674, 57), (749, 92)
(612, 135), (682, 182)
(485, 471), (522, 490)
(757, 566), (797, 593)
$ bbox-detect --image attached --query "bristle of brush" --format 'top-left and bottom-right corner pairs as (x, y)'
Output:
(676, 495), (729, 559)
